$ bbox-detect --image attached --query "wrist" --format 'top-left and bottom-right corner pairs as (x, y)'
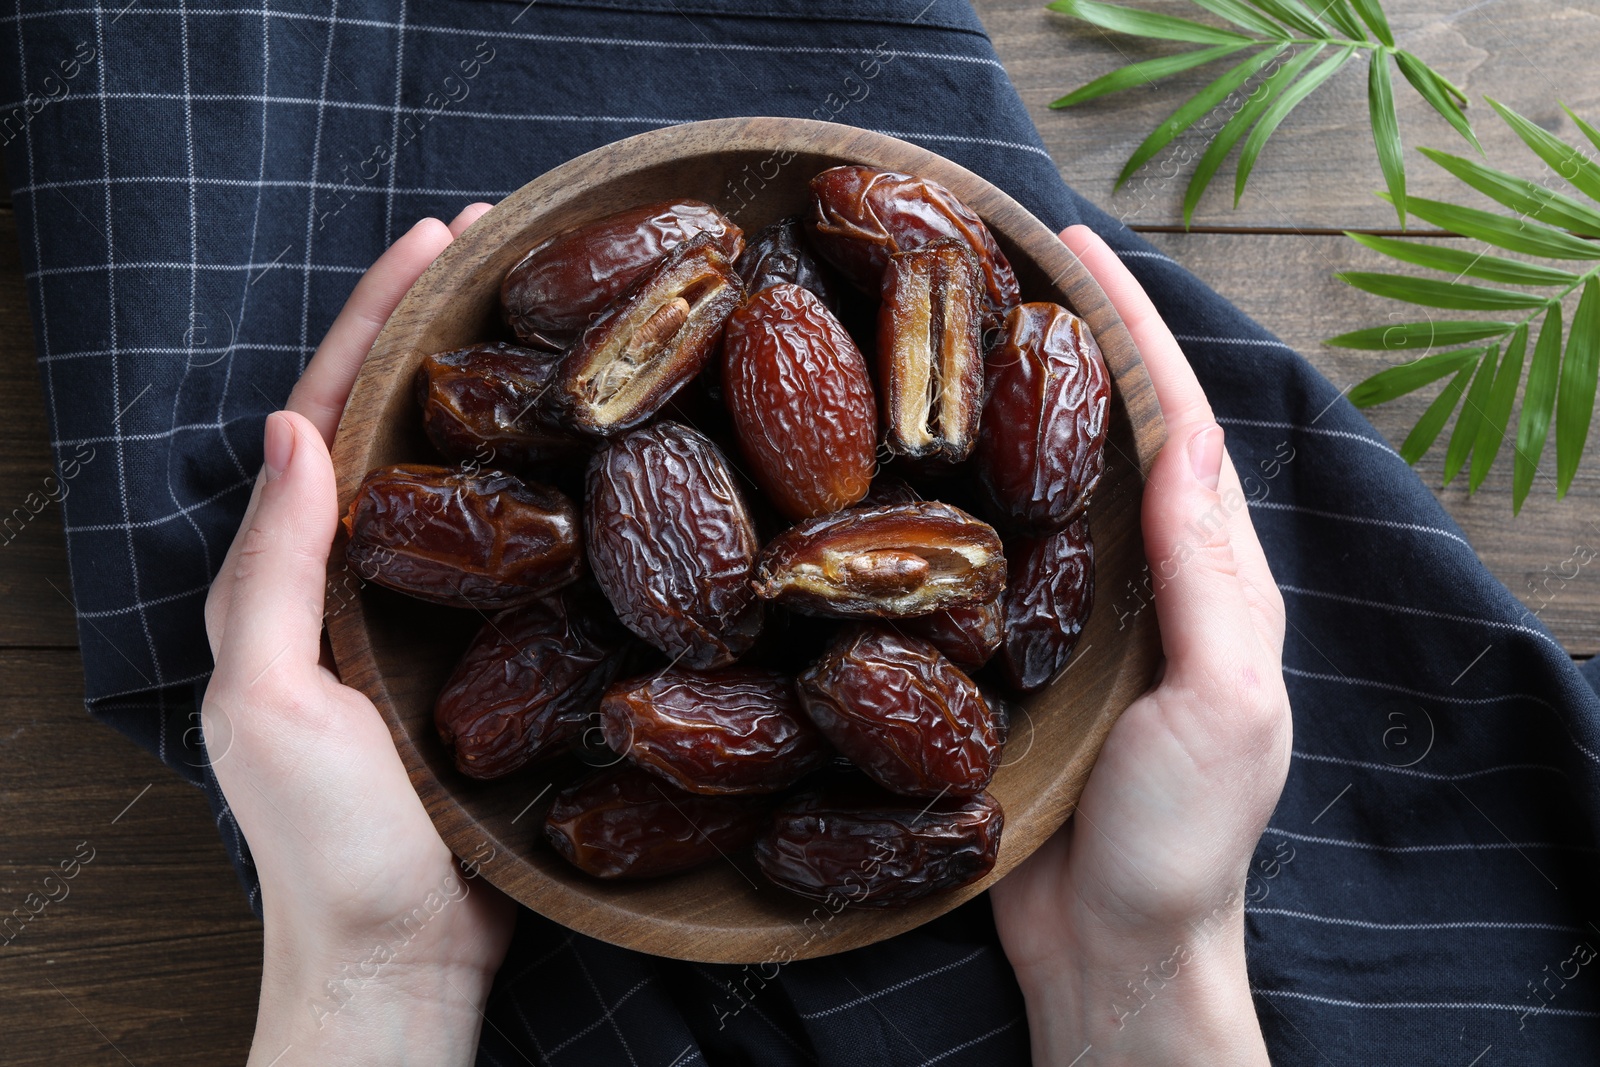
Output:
(248, 881), (501, 1066)
(1013, 892), (1268, 1067)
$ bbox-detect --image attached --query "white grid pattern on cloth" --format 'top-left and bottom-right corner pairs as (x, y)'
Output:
(94, 0), (167, 691)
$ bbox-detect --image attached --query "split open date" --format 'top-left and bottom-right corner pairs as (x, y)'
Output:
(342, 166), (1110, 907)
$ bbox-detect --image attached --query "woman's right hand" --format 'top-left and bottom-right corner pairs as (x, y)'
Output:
(990, 225), (1291, 1066)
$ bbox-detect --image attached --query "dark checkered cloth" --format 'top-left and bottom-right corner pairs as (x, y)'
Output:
(6, 0), (1600, 1062)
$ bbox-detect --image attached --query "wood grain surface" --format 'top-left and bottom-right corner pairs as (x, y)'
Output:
(0, 0), (1595, 1056)
(328, 116), (1164, 963)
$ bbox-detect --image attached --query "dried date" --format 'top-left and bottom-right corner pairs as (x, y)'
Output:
(734, 215), (844, 312)
(808, 166), (1020, 327)
(586, 422), (763, 669)
(343, 464), (582, 609)
(435, 588), (624, 779)
(797, 627), (1000, 796)
(755, 785), (1003, 907)
(876, 240), (984, 462)
(901, 595), (1003, 672)
(752, 501), (1004, 619)
(502, 199), (742, 343)
(600, 668), (829, 795)
(545, 766), (768, 879)
(1001, 517), (1094, 693)
(559, 235), (744, 436)
(415, 342), (585, 469)
(721, 283), (877, 520)
(977, 302), (1110, 533)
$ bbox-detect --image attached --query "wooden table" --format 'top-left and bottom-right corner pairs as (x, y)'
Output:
(1, 1), (1594, 1059)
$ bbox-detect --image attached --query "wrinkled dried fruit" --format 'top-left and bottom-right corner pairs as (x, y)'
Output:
(415, 342), (585, 469)
(753, 501), (1004, 619)
(586, 422), (763, 669)
(502, 199), (742, 343)
(755, 784), (1003, 907)
(734, 215), (844, 312)
(797, 627), (1000, 796)
(435, 589), (624, 779)
(721, 283), (877, 520)
(600, 668), (829, 795)
(559, 236), (744, 436)
(902, 595), (1003, 672)
(876, 240), (984, 462)
(808, 165), (1020, 326)
(978, 302), (1110, 533)
(343, 464), (582, 609)
(545, 766), (768, 879)
(1002, 517), (1095, 693)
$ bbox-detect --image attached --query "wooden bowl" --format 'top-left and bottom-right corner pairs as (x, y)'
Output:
(328, 117), (1164, 964)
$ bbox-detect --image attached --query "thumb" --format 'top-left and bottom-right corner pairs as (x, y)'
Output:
(213, 410), (340, 695)
(1142, 421), (1261, 686)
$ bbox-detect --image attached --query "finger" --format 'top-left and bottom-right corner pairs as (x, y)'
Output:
(1061, 225), (1214, 434)
(1141, 418), (1264, 674)
(287, 216), (455, 444)
(209, 218), (455, 648)
(212, 411), (340, 692)
(204, 470), (266, 657)
(448, 202), (493, 237)
(1061, 227), (1286, 654)
(1217, 448), (1287, 656)
(1060, 228), (1265, 680)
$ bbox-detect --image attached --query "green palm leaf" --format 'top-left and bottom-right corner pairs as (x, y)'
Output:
(1514, 306), (1563, 513)
(1386, 194), (1600, 261)
(1416, 148), (1600, 238)
(1116, 46), (1287, 186)
(1335, 272), (1551, 310)
(1052, 44), (1252, 108)
(1487, 98), (1600, 206)
(1044, 0), (1480, 209)
(1189, 0), (1290, 37)
(1046, 0), (1258, 43)
(1244, 0), (1327, 37)
(1444, 343), (1498, 483)
(1555, 278), (1600, 496)
(1350, 347), (1483, 407)
(1326, 321), (1515, 350)
(1566, 104), (1600, 155)
(1393, 51), (1477, 150)
(1342, 232), (1580, 287)
(1184, 43), (1325, 226)
(1471, 324), (1528, 492)
(1368, 50), (1405, 225)
(1346, 0), (1393, 47)
(1401, 358), (1477, 463)
(1313, 0), (1367, 40)
(1235, 46), (1356, 205)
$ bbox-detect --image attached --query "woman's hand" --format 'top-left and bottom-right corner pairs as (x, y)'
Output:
(201, 205), (516, 1067)
(990, 225), (1292, 1066)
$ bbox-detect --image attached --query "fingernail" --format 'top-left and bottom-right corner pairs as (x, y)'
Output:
(1187, 424), (1223, 491)
(263, 412), (295, 481)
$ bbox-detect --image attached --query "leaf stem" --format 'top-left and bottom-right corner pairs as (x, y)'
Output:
(1477, 262), (1600, 345)
(1283, 34), (1379, 48)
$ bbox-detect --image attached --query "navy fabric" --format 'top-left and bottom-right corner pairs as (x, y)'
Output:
(5, 0), (1600, 1062)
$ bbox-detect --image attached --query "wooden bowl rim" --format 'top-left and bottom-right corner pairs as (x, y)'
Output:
(328, 117), (1165, 963)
